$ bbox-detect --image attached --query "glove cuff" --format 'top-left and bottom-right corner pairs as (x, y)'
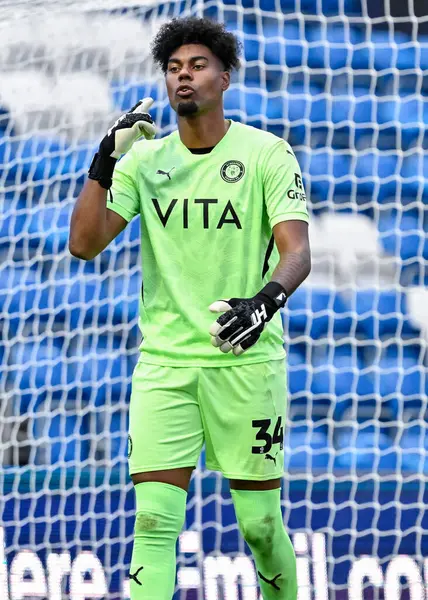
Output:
(257, 281), (288, 311)
(88, 152), (117, 189)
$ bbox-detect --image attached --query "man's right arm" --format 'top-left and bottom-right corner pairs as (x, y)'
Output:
(68, 180), (128, 260)
(69, 97), (156, 261)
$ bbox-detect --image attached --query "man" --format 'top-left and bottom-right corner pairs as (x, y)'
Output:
(69, 16), (311, 600)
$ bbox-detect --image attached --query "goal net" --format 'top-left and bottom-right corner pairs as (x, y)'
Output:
(0, 0), (427, 598)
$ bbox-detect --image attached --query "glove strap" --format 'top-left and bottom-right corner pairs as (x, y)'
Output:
(88, 152), (117, 190)
(258, 281), (288, 309)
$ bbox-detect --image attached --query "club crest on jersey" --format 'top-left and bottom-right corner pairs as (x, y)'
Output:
(220, 160), (245, 183)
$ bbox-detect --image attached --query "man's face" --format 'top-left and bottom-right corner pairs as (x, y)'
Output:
(165, 43), (230, 117)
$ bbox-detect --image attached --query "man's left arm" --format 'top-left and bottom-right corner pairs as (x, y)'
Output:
(209, 141), (311, 356)
(208, 221), (311, 356)
(270, 219), (311, 297)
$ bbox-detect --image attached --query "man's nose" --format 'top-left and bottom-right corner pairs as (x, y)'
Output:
(178, 66), (193, 81)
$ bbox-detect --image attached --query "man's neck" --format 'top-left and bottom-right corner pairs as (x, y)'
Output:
(177, 109), (230, 149)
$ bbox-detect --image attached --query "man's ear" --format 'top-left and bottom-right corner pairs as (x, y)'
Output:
(221, 71), (230, 92)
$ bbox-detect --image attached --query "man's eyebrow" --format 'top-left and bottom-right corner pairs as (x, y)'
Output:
(167, 56), (209, 64)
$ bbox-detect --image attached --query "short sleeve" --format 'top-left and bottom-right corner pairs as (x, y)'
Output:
(107, 149), (140, 222)
(262, 141), (309, 229)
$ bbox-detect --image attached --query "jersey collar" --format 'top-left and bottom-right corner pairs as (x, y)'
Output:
(175, 119), (235, 158)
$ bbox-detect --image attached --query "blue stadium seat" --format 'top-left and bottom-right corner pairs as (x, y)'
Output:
(378, 212), (428, 261)
(305, 22), (366, 70)
(286, 80), (324, 97)
(32, 410), (90, 465)
(224, 88), (261, 119)
(68, 334), (134, 406)
(0, 210), (29, 251)
(2, 267), (140, 331)
(111, 81), (159, 113)
(350, 45), (372, 71)
(49, 413), (90, 464)
(27, 204), (73, 255)
(245, 90), (265, 117)
(222, 0), (361, 14)
(284, 423), (330, 471)
(351, 288), (419, 338)
(311, 345), (375, 421)
(0, 266), (50, 333)
(371, 30), (428, 72)
(400, 438), (428, 473)
(296, 0), (362, 15)
(0, 202), (74, 255)
(334, 428), (398, 471)
(243, 37), (260, 63)
(283, 94), (310, 123)
(398, 97), (428, 127)
(244, 39), (303, 69)
(287, 343), (311, 400)
(266, 95), (285, 120)
(400, 154), (428, 197)
(309, 150), (351, 178)
(399, 419), (428, 473)
(285, 287), (353, 338)
(224, 87), (242, 114)
(308, 150), (353, 198)
(266, 22), (301, 66)
(380, 344), (428, 473)
(281, 40), (305, 68)
(329, 90), (395, 128)
(309, 96), (328, 123)
(354, 152), (399, 199)
(51, 271), (140, 328)
(241, 21), (305, 67)
(7, 341), (66, 414)
(94, 408), (129, 463)
(0, 137), (91, 185)
(375, 344), (426, 401)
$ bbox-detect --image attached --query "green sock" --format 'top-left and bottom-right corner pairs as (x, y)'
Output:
(231, 488), (297, 600)
(130, 482), (187, 600)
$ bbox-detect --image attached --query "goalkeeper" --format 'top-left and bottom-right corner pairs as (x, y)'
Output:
(69, 16), (311, 600)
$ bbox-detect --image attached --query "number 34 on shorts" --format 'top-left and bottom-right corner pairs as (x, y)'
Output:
(128, 359), (287, 481)
(252, 416), (284, 454)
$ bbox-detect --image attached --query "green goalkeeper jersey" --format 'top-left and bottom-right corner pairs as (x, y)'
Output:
(108, 120), (309, 367)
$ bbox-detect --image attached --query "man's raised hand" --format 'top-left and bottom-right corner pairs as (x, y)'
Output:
(101, 98), (156, 159)
(88, 98), (156, 190)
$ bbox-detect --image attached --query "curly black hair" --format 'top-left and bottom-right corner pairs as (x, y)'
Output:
(151, 17), (241, 74)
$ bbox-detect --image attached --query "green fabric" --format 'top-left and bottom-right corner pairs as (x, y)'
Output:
(108, 120), (308, 367)
(128, 360), (286, 480)
(130, 482), (186, 600)
(231, 488), (297, 600)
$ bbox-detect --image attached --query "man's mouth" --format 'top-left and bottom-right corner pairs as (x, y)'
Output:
(176, 86), (194, 98)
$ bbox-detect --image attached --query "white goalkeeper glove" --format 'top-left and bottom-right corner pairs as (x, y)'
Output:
(209, 282), (288, 356)
(88, 98), (156, 190)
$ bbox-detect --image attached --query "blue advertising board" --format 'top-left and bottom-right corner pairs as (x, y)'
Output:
(1, 468), (427, 599)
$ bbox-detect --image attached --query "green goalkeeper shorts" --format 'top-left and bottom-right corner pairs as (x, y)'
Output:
(128, 359), (287, 481)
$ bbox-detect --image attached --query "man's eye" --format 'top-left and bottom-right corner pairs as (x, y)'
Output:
(193, 64), (204, 70)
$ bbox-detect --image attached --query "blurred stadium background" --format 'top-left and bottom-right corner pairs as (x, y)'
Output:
(1, 0), (428, 598)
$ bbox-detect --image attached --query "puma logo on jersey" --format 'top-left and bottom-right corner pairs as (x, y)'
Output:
(265, 451), (279, 466)
(258, 571), (282, 591)
(157, 167), (175, 180)
(129, 566), (144, 586)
